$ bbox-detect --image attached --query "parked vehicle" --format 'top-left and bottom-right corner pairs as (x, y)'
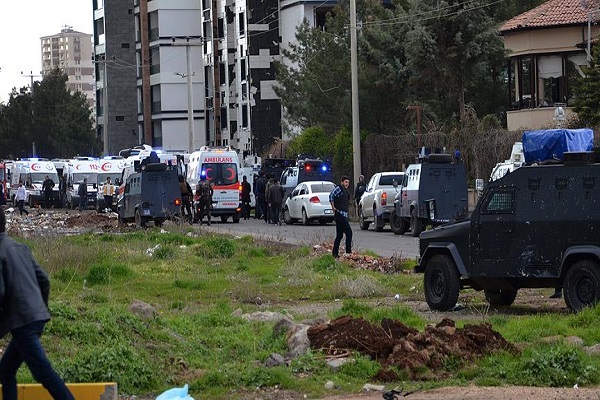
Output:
(65, 157), (99, 210)
(392, 154), (468, 237)
(283, 180), (336, 225)
(416, 150), (600, 313)
(358, 172), (404, 232)
(117, 163), (181, 228)
(489, 142), (524, 182)
(7, 159), (61, 207)
(187, 146), (241, 223)
(280, 158), (333, 200)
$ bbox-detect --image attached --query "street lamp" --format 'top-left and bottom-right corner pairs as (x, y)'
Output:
(406, 105), (422, 148)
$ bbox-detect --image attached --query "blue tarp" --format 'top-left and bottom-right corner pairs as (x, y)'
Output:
(522, 128), (594, 164)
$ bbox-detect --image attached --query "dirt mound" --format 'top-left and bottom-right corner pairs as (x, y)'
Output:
(313, 243), (406, 273)
(308, 316), (516, 380)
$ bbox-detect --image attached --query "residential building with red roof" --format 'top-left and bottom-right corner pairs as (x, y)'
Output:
(500, 0), (600, 130)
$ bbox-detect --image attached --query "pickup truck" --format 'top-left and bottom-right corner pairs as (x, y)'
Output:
(358, 172), (404, 231)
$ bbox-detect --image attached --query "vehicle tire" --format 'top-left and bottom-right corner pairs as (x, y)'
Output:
(359, 208), (370, 231)
(564, 259), (600, 312)
(283, 207), (293, 225)
(424, 254), (460, 311)
(233, 214), (240, 223)
(155, 218), (164, 228)
(484, 289), (518, 307)
(390, 209), (403, 235)
(374, 206), (385, 232)
(410, 208), (423, 237)
(117, 209), (125, 225)
(302, 208), (310, 225)
(135, 209), (147, 228)
(221, 216), (228, 223)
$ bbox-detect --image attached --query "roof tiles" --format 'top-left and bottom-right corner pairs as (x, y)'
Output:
(500, 0), (600, 33)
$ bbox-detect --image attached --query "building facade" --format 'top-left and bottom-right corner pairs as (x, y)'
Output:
(500, 0), (600, 131)
(41, 27), (95, 110)
(93, 0), (139, 155)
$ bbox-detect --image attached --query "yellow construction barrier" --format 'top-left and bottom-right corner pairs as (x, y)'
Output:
(0, 382), (117, 400)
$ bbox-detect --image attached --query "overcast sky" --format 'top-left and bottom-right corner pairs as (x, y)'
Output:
(0, 1), (93, 103)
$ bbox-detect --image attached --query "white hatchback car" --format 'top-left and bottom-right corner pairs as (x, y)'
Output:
(283, 180), (336, 225)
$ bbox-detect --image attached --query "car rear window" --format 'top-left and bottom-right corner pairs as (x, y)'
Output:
(379, 175), (403, 186)
(310, 182), (335, 193)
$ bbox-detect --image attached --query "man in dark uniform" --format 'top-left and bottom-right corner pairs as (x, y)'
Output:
(241, 175), (252, 220)
(329, 176), (353, 258)
(41, 175), (55, 209)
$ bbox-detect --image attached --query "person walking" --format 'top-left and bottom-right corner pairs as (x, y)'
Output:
(77, 178), (88, 211)
(0, 209), (75, 400)
(354, 174), (367, 217)
(178, 176), (193, 223)
(268, 179), (284, 225)
(254, 172), (267, 220)
(329, 176), (353, 258)
(42, 175), (55, 209)
(241, 175), (252, 220)
(102, 177), (115, 212)
(15, 182), (29, 217)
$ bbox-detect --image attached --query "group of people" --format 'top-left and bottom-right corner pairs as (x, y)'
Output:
(253, 172), (284, 225)
(178, 175), (214, 225)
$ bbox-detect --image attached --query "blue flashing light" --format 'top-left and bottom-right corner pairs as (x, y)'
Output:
(200, 170), (206, 177)
(321, 165), (328, 172)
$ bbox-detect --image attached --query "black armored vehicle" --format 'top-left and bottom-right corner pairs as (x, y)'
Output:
(417, 151), (600, 312)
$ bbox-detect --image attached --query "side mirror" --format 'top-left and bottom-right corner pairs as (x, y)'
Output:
(475, 178), (484, 193)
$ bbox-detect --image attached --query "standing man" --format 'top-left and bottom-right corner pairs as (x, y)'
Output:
(58, 175), (67, 208)
(195, 175), (213, 226)
(268, 179), (284, 225)
(329, 176), (353, 258)
(254, 172), (267, 220)
(77, 178), (88, 211)
(241, 175), (252, 220)
(102, 177), (115, 213)
(354, 174), (367, 216)
(15, 182), (29, 217)
(0, 209), (75, 400)
(41, 175), (55, 209)
(178, 176), (193, 223)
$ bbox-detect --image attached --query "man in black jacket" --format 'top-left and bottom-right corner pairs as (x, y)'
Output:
(42, 175), (55, 209)
(0, 210), (74, 400)
(329, 176), (353, 258)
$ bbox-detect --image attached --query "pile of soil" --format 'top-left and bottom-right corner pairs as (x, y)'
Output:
(308, 315), (516, 380)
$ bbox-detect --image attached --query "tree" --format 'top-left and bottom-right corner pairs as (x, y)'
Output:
(0, 68), (99, 159)
(573, 43), (600, 128)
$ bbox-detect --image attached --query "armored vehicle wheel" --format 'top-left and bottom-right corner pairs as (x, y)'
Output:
(484, 289), (517, 307)
(424, 254), (460, 311)
(410, 208), (423, 237)
(302, 208), (310, 225)
(564, 260), (600, 312)
(283, 208), (294, 225)
(358, 208), (370, 230)
(374, 206), (385, 232)
(390, 209), (409, 235)
(135, 209), (147, 228)
(233, 214), (240, 223)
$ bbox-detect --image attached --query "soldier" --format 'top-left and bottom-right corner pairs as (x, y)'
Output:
(195, 174), (213, 226)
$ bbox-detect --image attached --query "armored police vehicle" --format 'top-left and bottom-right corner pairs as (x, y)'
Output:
(117, 163), (181, 228)
(417, 150), (600, 312)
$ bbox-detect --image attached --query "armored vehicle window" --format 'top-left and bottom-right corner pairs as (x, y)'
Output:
(481, 190), (514, 214)
(583, 177), (595, 190)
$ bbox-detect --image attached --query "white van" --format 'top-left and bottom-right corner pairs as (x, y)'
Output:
(8, 159), (60, 207)
(65, 157), (100, 210)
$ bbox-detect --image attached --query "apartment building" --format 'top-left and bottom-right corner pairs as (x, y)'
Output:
(41, 27), (95, 110)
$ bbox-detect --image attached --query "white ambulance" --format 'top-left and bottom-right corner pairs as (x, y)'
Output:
(8, 159), (61, 207)
(187, 146), (241, 223)
(65, 157), (100, 210)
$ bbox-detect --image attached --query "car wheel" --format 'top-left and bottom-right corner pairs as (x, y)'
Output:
(484, 289), (517, 307)
(221, 216), (228, 223)
(374, 206), (384, 232)
(410, 208), (422, 237)
(283, 207), (293, 225)
(564, 259), (600, 311)
(390, 209), (409, 235)
(233, 213), (240, 223)
(424, 254), (460, 311)
(135, 209), (147, 228)
(359, 208), (370, 230)
(302, 208), (310, 225)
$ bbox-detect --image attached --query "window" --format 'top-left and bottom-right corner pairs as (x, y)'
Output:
(481, 190), (515, 214)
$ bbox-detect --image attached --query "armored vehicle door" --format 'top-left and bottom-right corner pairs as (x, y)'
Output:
(473, 187), (519, 275)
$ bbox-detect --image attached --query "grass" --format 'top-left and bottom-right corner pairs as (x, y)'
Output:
(8, 227), (600, 398)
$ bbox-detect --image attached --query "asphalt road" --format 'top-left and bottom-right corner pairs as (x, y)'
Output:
(201, 217), (420, 260)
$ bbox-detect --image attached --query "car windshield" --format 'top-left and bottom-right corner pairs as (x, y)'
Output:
(309, 182), (335, 193)
(379, 175), (403, 186)
(73, 173), (98, 184)
(30, 173), (58, 183)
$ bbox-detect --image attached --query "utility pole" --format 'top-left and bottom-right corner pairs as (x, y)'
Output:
(350, 0), (361, 187)
(20, 71), (42, 95)
(172, 36), (203, 153)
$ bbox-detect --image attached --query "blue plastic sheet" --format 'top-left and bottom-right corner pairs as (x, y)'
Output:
(522, 129), (594, 163)
(156, 384), (194, 400)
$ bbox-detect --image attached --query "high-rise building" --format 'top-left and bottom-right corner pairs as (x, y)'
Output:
(93, 0), (139, 155)
(41, 26), (95, 110)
